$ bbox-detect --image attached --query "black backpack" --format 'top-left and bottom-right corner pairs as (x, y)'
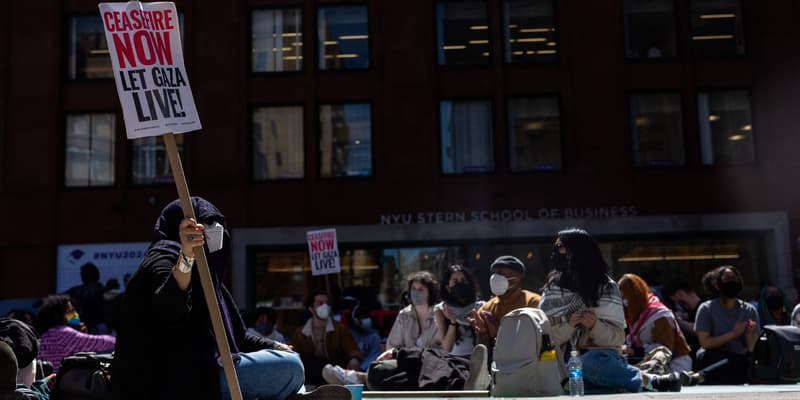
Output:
(51, 352), (113, 400)
(750, 325), (800, 384)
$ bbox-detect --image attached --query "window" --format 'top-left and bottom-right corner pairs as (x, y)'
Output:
(507, 96), (562, 171)
(436, 0), (490, 66)
(65, 113), (115, 187)
(629, 92), (685, 167)
(319, 103), (372, 178)
(698, 90), (754, 165)
(69, 16), (113, 79)
(318, 6), (369, 70)
(503, 0), (557, 63)
(440, 99), (494, 174)
(252, 9), (303, 72)
(623, 0), (678, 59)
(690, 0), (745, 57)
(131, 135), (183, 184)
(253, 106), (305, 180)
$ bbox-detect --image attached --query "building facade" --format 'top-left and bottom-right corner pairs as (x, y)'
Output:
(2, 1), (799, 330)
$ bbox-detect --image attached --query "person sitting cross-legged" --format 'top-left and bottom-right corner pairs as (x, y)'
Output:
(291, 292), (362, 387)
(540, 228), (685, 394)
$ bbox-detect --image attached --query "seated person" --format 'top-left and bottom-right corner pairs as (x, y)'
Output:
(540, 228), (683, 393)
(469, 256), (540, 351)
(751, 283), (792, 326)
(321, 301), (383, 385)
(618, 274), (693, 374)
(378, 271), (442, 360)
(365, 271), (489, 391)
(0, 318), (54, 400)
(348, 302), (382, 370)
(113, 197), (329, 400)
(244, 307), (289, 344)
(435, 265), (484, 357)
(661, 278), (706, 365)
(35, 295), (115, 373)
(291, 292), (362, 386)
(695, 265), (760, 385)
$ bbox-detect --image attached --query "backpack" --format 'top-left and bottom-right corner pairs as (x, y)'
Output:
(491, 308), (564, 397)
(750, 325), (800, 384)
(51, 352), (113, 400)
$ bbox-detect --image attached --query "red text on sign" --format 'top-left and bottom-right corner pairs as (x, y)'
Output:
(102, 10), (174, 32)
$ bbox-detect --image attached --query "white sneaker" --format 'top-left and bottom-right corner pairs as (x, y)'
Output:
(464, 344), (490, 390)
(322, 364), (359, 385)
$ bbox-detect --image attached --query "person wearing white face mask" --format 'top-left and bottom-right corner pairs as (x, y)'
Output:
(469, 255), (541, 351)
(292, 293), (363, 387)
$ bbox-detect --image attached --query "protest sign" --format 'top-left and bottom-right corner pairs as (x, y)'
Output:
(307, 228), (341, 276)
(99, 2), (237, 398)
(99, 1), (201, 138)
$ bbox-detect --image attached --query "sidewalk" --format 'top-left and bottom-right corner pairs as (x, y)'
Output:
(363, 384), (800, 399)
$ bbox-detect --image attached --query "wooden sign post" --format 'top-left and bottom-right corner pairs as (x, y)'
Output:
(98, 2), (242, 399)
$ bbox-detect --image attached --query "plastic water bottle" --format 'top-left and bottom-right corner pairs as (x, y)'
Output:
(567, 350), (584, 397)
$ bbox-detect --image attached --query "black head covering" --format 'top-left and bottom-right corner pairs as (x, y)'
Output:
(490, 255), (526, 276)
(0, 318), (39, 369)
(149, 197), (237, 353)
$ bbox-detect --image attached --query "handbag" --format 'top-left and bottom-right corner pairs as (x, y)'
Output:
(51, 352), (113, 400)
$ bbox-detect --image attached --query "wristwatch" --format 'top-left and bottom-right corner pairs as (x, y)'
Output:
(178, 253), (195, 273)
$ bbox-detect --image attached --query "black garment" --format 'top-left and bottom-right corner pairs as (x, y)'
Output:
(696, 347), (749, 385)
(65, 282), (105, 332)
(113, 249), (276, 400)
(0, 318), (39, 368)
(366, 348), (470, 391)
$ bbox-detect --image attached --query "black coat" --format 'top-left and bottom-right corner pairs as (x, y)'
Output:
(113, 250), (275, 400)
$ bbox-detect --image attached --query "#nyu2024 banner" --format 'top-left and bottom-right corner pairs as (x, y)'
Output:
(99, 1), (201, 138)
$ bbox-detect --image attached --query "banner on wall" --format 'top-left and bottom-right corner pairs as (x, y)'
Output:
(56, 242), (149, 293)
(307, 228), (341, 276)
(99, 1), (201, 138)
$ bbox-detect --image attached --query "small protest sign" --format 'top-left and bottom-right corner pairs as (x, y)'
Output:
(307, 228), (341, 276)
(99, 1), (201, 138)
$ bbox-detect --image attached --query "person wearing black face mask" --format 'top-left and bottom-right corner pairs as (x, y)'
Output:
(434, 265), (484, 357)
(752, 284), (791, 326)
(694, 265), (760, 385)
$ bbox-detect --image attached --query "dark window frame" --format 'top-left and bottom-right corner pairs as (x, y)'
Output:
(626, 89), (688, 169)
(504, 93), (565, 174)
(437, 96), (497, 176)
(696, 86), (757, 167)
(316, 100), (375, 180)
(621, 0), (682, 62)
(502, 0), (560, 65)
(433, 0), (494, 70)
(250, 102), (308, 182)
(249, 6), (306, 76)
(315, 2), (372, 73)
(62, 111), (118, 189)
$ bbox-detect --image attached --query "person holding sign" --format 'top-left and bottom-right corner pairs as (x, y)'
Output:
(291, 293), (362, 386)
(114, 198), (309, 400)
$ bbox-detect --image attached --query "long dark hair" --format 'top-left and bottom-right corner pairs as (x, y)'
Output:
(35, 294), (72, 333)
(545, 228), (609, 307)
(440, 265), (478, 304)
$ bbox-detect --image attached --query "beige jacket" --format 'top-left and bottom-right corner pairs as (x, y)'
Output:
(386, 305), (441, 350)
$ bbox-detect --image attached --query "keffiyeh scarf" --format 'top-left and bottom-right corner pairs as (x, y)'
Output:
(539, 278), (627, 330)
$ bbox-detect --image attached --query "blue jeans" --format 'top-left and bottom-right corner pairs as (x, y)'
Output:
(580, 349), (642, 393)
(220, 349), (305, 400)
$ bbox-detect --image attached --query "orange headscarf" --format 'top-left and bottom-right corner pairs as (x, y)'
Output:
(618, 273), (650, 326)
